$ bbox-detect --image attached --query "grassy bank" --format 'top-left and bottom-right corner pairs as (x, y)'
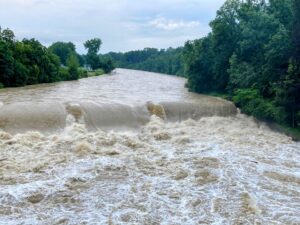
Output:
(87, 69), (105, 77)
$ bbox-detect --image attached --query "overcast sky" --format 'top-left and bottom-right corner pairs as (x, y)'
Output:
(0, 0), (225, 53)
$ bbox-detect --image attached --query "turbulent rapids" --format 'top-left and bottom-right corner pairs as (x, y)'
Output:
(0, 69), (299, 224)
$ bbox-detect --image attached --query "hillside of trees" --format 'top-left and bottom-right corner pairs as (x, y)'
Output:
(105, 47), (184, 76)
(182, 0), (300, 132)
(0, 28), (115, 88)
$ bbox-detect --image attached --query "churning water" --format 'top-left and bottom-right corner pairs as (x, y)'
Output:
(0, 69), (299, 224)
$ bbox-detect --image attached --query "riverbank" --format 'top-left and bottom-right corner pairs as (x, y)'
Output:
(87, 69), (105, 77)
(0, 68), (106, 91)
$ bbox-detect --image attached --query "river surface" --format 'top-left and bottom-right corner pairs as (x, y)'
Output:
(0, 69), (299, 224)
(0, 68), (214, 105)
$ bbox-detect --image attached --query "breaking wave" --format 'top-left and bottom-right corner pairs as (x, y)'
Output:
(0, 100), (237, 134)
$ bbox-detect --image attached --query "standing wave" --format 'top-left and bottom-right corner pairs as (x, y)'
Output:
(0, 99), (237, 134)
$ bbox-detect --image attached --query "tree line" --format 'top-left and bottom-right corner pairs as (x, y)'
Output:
(105, 47), (184, 76)
(182, 0), (300, 130)
(0, 28), (115, 88)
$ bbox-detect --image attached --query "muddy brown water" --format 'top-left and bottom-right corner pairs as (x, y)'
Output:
(0, 69), (299, 224)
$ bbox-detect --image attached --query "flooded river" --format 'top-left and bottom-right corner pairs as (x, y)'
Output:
(0, 69), (299, 224)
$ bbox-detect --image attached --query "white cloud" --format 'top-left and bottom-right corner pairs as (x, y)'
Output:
(149, 17), (200, 31)
(0, 0), (226, 53)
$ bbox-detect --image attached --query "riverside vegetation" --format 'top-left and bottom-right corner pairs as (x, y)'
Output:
(106, 0), (300, 136)
(0, 29), (115, 88)
(106, 47), (184, 76)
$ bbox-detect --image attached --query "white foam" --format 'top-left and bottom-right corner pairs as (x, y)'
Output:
(0, 115), (299, 224)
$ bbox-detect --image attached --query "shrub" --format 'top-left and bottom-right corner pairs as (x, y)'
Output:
(233, 88), (286, 123)
(59, 67), (70, 81)
(78, 67), (88, 78)
(95, 69), (104, 76)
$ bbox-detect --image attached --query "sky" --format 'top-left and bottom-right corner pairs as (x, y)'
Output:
(0, 0), (225, 53)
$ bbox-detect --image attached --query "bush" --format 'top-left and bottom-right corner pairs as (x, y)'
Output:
(88, 69), (104, 77)
(95, 69), (104, 75)
(59, 67), (70, 81)
(66, 54), (79, 80)
(78, 67), (88, 78)
(233, 88), (286, 123)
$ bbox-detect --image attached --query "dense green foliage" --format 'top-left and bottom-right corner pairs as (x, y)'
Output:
(182, 0), (300, 130)
(49, 42), (76, 66)
(0, 28), (115, 88)
(106, 47), (184, 76)
(83, 38), (115, 73)
(0, 28), (63, 87)
(84, 38), (102, 70)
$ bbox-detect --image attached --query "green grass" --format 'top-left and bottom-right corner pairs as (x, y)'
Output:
(87, 69), (105, 77)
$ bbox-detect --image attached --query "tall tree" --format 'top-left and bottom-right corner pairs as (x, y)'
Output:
(84, 38), (102, 70)
(49, 42), (76, 66)
(209, 0), (241, 91)
(84, 38), (102, 55)
(291, 0), (300, 60)
(66, 54), (79, 80)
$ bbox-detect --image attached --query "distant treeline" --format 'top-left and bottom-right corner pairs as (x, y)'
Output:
(0, 28), (115, 88)
(105, 47), (184, 76)
(182, 0), (300, 130)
